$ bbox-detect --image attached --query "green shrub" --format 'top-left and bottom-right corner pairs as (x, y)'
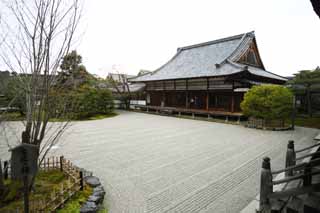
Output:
(49, 85), (114, 120)
(240, 85), (293, 120)
(72, 86), (114, 119)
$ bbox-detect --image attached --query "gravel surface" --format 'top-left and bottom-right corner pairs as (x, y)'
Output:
(0, 111), (318, 213)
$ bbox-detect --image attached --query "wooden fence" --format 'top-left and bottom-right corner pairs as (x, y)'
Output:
(258, 140), (320, 212)
(247, 117), (288, 129)
(2, 156), (92, 213)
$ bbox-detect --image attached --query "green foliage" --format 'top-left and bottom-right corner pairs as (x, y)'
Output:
(0, 170), (65, 211)
(288, 67), (320, 117)
(286, 116), (320, 129)
(0, 170), (107, 212)
(36, 170), (65, 184)
(87, 112), (118, 120)
(0, 112), (24, 121)
(241, 85), (293, 120)
(289, 67), (320, 86)
(60, 50), (82, 73)
(2, 180), (23, 203)
(58, 50), (92, 87)
(1, 73), (26, 114)
(70, 86), (114, 119)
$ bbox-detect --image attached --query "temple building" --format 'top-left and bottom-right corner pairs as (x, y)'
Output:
(130, 32), (287, 117)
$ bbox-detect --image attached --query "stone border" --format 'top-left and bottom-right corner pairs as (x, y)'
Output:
(80, 176), (106, 213)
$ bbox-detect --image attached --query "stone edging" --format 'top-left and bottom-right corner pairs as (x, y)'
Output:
(80, 176), (106, 213)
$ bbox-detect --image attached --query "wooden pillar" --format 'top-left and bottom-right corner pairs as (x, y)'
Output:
(206, 78), (209, 111)
(215, 95), (218, 107)
(285, 140), (296, 177)
(162, 92), (165, 107)
(162, 81), (166, 107)
(303, 164), (312, 186)
(259, 157), (273, 212)
(231, 96), (235, 113)
(231, 81), (235, 113)
(206, 92), (209, 111)
(185, 79), (189, 108)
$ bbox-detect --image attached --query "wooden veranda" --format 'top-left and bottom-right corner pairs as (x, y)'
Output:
(133, 105), (243, 121)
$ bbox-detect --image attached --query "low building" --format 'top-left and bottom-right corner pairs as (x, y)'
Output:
(107, 73), (136, 83)
(130, 31), (287, 116)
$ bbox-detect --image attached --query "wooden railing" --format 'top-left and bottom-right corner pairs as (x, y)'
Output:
(258, 140), (320, 213)
(2, 156), (92, 213)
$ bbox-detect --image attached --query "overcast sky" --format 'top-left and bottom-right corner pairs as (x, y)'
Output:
(76, 0), (320, 78)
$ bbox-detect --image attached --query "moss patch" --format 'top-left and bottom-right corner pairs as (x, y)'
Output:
(87, 112), (118, 120)
(56, 185), (92, 213)
(0, 170), (107, 212)
(0, 112), (24, 121)
(289, 116), (320, 129)
(49, 112), (118, 122)
(0, 170), (66, 211)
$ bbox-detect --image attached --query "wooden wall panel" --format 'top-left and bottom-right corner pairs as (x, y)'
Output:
(164, 80), (174, 90)
(175, 80), (187, 90)
(146, 82), (154, 91)
(188, 78), (207, 90)
(154, 81), (164, 90)
(208, 78), (232, 90)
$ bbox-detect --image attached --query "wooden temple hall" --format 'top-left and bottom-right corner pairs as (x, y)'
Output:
(130, 32), (287, 117)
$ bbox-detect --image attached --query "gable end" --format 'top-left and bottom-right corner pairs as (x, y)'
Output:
(236, 39), (265, 69)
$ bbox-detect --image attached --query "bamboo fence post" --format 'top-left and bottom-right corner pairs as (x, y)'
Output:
(79, 171), (84, 191)
(51, 189), (55, 207)
(60, 156), (64, 172)
(67, 160), (70, 170)
(60, 183), (64, 205)
(53, 156), (55, 168)
(67, 177), (72, 196)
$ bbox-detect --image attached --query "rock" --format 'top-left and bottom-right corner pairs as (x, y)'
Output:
(88, 195), (103, 204)
(80, 201), (98, 213)
(84, 176), (101, 187)
(93, 185), (105, 198)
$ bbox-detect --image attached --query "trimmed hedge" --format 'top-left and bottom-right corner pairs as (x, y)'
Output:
(241, 85), (293, 120)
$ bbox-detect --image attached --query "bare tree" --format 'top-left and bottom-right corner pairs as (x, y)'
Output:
(108, 68), (132, 109)
(0, 0), (82, 165)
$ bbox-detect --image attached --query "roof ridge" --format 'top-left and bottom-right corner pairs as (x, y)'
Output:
(178, 31), (254, 51)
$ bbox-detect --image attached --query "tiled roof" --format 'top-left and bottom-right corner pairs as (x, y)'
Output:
(110, 83), (145, 93)
(130, 32), (286, 82)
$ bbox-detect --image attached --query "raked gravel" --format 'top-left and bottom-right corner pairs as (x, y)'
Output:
(0, 111), (318, 213)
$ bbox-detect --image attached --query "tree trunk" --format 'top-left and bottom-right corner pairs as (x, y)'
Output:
(311, 0), (320, 19)
(0, 160), (4, 192)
